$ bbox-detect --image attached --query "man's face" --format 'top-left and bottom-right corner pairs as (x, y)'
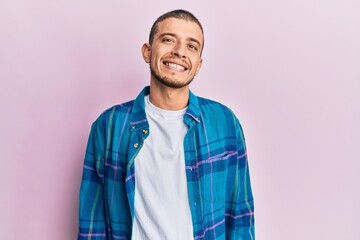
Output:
(142, 17), (203, 89)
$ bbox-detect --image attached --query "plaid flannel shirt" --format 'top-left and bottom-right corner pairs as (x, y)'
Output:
(78, 86), (255, 239)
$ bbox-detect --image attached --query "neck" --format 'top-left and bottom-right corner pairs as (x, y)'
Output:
(149, 80), (189, 110)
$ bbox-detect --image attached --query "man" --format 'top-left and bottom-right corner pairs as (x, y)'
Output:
(78, 9), (255, 240)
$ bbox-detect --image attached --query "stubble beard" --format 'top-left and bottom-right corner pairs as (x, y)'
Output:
(149, 60), (194, 89)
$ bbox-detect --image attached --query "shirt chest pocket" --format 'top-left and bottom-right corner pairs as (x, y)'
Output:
(200, 159), (229, 203)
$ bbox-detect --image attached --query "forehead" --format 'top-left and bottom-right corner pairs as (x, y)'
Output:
(155, 18), (204, 45)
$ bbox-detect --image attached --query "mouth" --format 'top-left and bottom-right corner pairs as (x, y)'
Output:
(163, 61), (188, 71)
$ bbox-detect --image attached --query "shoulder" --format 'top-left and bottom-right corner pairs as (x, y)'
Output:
(197, 96), (236, 120)
(196, 96), (242, 131)
(196, 96), (247, 143)
(93, 99), (136, 127)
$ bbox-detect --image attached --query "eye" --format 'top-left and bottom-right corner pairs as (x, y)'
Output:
(162, 38), (174, 43)
(188, 44), (198, 51)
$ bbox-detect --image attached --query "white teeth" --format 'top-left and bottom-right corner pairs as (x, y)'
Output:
(166, 62), (185, 70)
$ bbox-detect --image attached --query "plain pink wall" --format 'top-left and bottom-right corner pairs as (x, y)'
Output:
(1, 0), (359, 239)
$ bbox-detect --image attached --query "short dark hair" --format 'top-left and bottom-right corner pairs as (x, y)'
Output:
(148, 9), (204, 52)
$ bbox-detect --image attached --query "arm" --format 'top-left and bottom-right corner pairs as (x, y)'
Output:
(226, 117), (255, 239)
(78, 120), (107, 239)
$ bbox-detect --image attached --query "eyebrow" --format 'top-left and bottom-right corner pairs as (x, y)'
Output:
(158, 33), (202, 48)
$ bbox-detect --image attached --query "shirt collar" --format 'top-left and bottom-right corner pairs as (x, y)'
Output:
(129, 86), (201, 131)
(129, 87), (149, 132)
(185, 90), (201, 123)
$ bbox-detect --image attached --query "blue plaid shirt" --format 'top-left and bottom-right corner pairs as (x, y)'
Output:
(78, 86), (255, 239)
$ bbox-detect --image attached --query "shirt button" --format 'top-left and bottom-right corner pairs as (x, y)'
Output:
(131, 126), (136, 130)
(133, 143), (139, 148)
(142, 129), (148, 134)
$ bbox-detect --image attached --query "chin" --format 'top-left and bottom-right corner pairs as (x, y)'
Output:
(151, 68), (193, 89)
(158, 78), (192, 89)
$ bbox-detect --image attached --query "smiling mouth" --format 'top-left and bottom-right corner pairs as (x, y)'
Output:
(163, 61), (188, 71)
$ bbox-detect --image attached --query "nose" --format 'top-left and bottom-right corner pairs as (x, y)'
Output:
(172, 42), (186, 58)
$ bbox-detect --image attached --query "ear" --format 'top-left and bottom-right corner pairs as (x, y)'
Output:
(195, 58), (203, 76)
(141, 43), (151, 63)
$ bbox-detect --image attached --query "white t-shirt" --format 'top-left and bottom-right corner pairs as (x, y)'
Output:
(132, 95), (193, 240)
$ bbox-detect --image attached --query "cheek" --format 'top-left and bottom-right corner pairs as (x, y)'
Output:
(193, 59), (202, 72)
(151, 53), (161, 65)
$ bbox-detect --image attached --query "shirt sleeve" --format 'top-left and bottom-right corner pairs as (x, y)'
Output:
(226, 117), (255, 239)
(78, 119), (108, 239)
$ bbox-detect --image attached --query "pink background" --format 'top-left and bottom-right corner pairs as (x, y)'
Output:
(1, 0), (359, 239)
